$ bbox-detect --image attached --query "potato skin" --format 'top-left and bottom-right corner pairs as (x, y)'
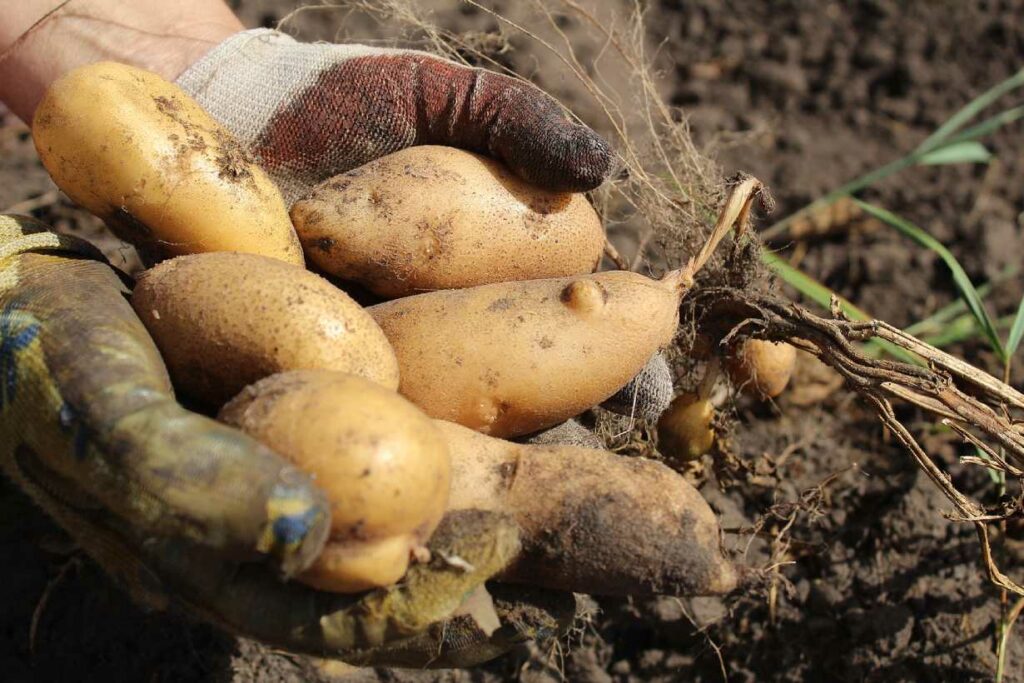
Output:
(221, 371), (451, 593)
(438, 420), (737, 596)
(369, 270), (682, 438)
(131, 252), (399, 407)
(726, 339), (797, 399)
(291, 146), (605, 298)
(657, 393), (715, 463)
(32, 62), (302, 265)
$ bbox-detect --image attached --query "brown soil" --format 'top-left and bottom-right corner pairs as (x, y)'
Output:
(2, 1), (1024, 681)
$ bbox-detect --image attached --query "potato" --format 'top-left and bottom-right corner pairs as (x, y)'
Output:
(32, 62), (302, 265)
(368, 269), (684, 438)
(290, 146), (604, 298)
(726, 339), (796, 399)
(439, 420), (737, 596)
(657, 393), (715, 463)
(131, 252), (399, 407)
(220, 371), (451, 593)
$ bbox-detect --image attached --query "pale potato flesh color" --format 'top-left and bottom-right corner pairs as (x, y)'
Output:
(32, 62), (303, 264)
(369, 270), (683, 438)
(221, 371), (451, 593)
(131, 252), (399, 407)
(291, 145), (605, 298)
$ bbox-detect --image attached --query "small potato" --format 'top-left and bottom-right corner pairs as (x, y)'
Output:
(131, 252), (399, 407)
(221, 371), (451, 593)
(726, 339), (796, 399)
(291, 146), (605, 298)
(369, 269), (687, 438)
(657, 393), (715, 463)
(440, 420), (737, 596)
(32, 62), (302, 265)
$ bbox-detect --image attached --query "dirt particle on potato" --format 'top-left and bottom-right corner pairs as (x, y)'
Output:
(213, 131), (254, 182)
(152, 95), (180, 113)
(538, 336), (554, 349)
(315, 236), (335, 253)
(487, 297), (515, 312)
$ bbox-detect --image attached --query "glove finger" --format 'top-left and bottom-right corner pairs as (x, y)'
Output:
(180, 31), (614, 200)
(338, 583), (577, 669)
(601, 351), (674, 419)
(141, 510), (520, 658)
(255, 52), (613, 195)
(0, 215), (330, 575)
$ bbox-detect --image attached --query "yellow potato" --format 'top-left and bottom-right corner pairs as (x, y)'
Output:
(290, 146), (605, 298)
(439, 420), (737, 596)
(221, 371), (451, 593)
(726, 339), (797, 399)
(131, 252), (399, 407)
(32, 62), (302, 265)
(369, 269), (685, 438)
(657, 392), (715, 463)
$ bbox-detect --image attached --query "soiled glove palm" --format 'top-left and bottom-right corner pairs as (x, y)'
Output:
(0, 214), (564, 665)
(176, 29), (614, 204)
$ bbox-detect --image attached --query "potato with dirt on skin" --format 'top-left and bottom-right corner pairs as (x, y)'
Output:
(290, 145), (605, 298)
(131, 252), (399, 408)
(369, 268), (689, 438)
(439, 420), (737, 597)
(220, 371), (451, 593)
(726, 339), (797, 399)
(32, 62), (302, 265)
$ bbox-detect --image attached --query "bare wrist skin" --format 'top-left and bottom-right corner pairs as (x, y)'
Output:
(0, 0), (242, 123)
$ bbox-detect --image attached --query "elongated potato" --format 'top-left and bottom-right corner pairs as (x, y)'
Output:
(220, 371), (451, 593)
(132, 252), (399, 407)
(32, 62), (303, 265)
(291, 146), (605, 298)
(369, 269), (685, 437)
(439, 420), (737, 596)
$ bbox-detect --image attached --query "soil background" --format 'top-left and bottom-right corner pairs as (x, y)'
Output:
(3, 1), (1024, 681)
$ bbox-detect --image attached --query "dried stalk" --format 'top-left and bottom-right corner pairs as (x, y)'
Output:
(695, 287), (1024, 595)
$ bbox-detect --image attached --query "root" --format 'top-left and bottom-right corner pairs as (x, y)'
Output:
(693, 287), (1024, 596)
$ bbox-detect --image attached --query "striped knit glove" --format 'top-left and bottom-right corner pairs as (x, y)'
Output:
(177, 29), (613, 204)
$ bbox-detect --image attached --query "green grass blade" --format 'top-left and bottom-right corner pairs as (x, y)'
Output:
(917, 141), (992, 166)
(1006, 297), (1024, 358)
(921, 313), (1015, 349)
(946, 105), (1024, 146)
(854, 199), (1006, 361)
(904, 266), (1015, 337)
(762, 251), (922, 365)
(918, 67), (1024, 152)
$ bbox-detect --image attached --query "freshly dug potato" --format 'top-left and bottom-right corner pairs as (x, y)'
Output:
(369, 270), (686, 438)
(220, 371), (451, 593)
(657, 393), (715, 463)
(726, 339), (796, 399)
(132, 252), (399, 407)
(32, 62), (302, 265)
(291, 146), (605, 298)
(439, 420), (737, 596)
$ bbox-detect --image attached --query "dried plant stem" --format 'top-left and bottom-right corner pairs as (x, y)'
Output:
(695, 287), (1024, 596)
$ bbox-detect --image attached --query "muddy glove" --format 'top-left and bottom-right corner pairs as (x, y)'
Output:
(0, 214), (569, 665)
(176, 29), (614, 204)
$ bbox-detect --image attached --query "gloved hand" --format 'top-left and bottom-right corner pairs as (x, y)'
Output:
(176, 29), (614, 204)
(0, 214), (571, 665)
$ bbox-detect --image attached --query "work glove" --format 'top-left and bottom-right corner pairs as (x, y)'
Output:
(0, 214), (572, 666)
(176, 28), (614, 205)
